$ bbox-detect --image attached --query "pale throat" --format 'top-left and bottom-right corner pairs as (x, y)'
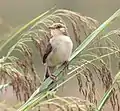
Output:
(51, 29), (64, 36)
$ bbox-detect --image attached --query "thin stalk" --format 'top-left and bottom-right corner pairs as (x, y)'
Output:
(96, 71), (120, 111)
(0, 7), (55, 53)
(95, 83), (115, 111)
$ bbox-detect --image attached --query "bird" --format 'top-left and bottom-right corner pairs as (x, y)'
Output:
(43, 23), (73, 81)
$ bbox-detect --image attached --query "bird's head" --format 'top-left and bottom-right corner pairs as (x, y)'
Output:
(48, 23), (67, 36)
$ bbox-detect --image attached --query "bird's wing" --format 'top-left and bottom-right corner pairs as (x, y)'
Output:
(43, 42), (52, 64)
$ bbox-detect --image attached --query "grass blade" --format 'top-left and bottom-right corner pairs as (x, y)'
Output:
(0, 7), (56, 56)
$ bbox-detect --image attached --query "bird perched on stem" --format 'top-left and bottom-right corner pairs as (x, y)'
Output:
(43, 23), (73, 81)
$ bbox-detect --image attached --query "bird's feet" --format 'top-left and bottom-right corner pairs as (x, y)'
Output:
(49, 74), (57, 81)
(61, 61), (69, 70)
(62, 61), (68, 66)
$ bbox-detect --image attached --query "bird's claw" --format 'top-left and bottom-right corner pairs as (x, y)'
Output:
(62, 61), (68, 66)
(50, 74), (57, 81)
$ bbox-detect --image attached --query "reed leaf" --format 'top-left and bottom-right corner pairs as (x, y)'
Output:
(0, 83), (11, 91)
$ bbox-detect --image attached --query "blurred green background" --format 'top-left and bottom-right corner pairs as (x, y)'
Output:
(0, 0), (120, 110)
(0, 0), (120, 31)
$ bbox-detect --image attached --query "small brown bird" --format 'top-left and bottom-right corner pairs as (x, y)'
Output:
(43, 23), (73, 80)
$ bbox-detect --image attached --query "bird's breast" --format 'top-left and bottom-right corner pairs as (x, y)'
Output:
(47, 35), (73, 66)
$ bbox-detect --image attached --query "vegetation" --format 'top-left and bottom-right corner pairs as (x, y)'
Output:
(1, 7), (120, 111)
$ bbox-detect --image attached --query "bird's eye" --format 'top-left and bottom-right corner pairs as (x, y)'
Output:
(56, 25), (62, 29)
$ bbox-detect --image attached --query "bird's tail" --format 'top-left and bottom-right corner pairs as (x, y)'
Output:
(44, 67), (50, 81)
(44, 67), (57, 91)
